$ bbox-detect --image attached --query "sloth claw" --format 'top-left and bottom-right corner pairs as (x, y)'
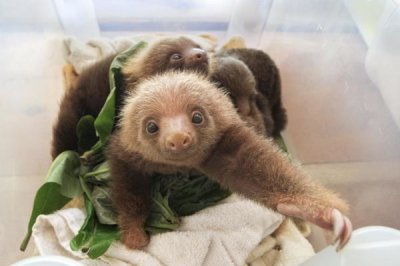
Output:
(331, 210), (352, 251)
(277, 204), (352, 251)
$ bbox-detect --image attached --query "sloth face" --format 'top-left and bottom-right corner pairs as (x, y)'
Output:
(143, 37), (209, 76)
(119, 72), (234, 166)
(140, 107), (209, 162)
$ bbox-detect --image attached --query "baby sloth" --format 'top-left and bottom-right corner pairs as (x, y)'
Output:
(210, 55), (272, 136)
(218, 48), (287, 137)
(108, 71), (352, 251)
(52, 36), (209, 159)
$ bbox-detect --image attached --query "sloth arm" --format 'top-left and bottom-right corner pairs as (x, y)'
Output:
(199, 125), (352, 250)
(108, 143), (152, 249)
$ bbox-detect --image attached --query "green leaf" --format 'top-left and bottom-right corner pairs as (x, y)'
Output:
(46, 151), (83, 198)
(76, 115), (98, 153)
(94, 88), (116, 144)
(170, 175), (231, 216)
(274, 134), (292, 161)
(20, 151), (83, 251)
(274, 134), (288, 153)
(94, 41), (148, 144)
(80, 142), (106, 167)
(150, 174), (231, 217)
(82, 161), (111, 185)
(70, 196), (119, 259)
(91, 186), (117, 225)
(143, 173), (231, 234)
(20, 183), (71, 251)
(144, 179), (180, 234)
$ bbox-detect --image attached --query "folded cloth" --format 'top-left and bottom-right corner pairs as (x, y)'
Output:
(32, 195), (284, 266)
(64, 34), (218, 74)
(246, 219), (315, 266)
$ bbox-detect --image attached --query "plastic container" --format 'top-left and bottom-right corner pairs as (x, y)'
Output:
(302, 226), (400, 266)
(11, 256), (82, 266)
(1, 0), (399, 265)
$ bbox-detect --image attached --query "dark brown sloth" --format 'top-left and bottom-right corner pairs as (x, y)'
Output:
(217, 48), (287, 137)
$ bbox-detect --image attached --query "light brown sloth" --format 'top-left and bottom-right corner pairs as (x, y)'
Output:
(107, 71), (352, 250)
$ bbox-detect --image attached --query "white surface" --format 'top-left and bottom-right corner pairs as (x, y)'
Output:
(53, 0), (100, 41)
(12, 255), (83, 266)
(226, 0), (272, 47)
(302, 226), (400, 266)
(366, 0), (400, 129)
(0, 33), (64, 177)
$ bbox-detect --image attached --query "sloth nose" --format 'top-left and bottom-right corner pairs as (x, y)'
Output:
(189, 48), (207, 63)
(166, 132), (192, 152)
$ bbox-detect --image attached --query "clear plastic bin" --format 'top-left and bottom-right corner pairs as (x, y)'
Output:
(1, 0), (399, 265)
(302, 226), (400, 266)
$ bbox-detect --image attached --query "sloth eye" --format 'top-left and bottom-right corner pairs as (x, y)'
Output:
(146, 121), (159, 134)
(191, 112), (203, 125)
(170, 53), (182, 61)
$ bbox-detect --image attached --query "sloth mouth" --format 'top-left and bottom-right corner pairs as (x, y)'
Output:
(186, 62), (209, 75)
(161, 147), (197, 162)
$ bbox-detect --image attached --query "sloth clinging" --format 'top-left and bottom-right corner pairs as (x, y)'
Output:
(217, 48), (287, 137)
(210, 55), (273, 136)
(108, 71), (352, 250)
(52, 36), (209, 159)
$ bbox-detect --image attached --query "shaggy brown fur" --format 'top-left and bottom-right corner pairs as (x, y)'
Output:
(218, 48), (287, 136)
(108, 71), (351, 250)
(51, 36), (209, 159)
(209, 55), (272, 136)
(108, 72), (238, 249)
(52, 55), (115, 158)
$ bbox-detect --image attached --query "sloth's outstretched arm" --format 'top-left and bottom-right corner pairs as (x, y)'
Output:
(199, 125), (352, 250)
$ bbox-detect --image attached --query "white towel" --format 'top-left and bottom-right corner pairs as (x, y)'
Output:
(32, 195), (286, 265)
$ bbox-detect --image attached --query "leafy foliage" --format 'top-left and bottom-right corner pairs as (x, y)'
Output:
(94, 42), (147, 144)
(20, 151), (82, 251)
(70, 195), (120, 259)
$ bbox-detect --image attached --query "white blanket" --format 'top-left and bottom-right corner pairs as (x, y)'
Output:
(33, 195), (286, 265)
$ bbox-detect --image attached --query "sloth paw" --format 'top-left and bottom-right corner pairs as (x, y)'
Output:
(121, 227), (150, 250)
(277, 204), (352, 251)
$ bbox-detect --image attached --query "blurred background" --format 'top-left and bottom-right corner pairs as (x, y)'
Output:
(1, 0), (399, 264)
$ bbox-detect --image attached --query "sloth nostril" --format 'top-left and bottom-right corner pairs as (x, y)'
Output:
(166, 133), (192, 151)
(189, 48), (206, 62)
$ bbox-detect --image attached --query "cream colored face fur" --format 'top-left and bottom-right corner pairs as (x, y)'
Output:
(119, 71), (243, 166)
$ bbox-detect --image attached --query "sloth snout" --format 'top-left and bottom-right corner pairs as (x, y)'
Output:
(188, 48), (207, 63)
(166, 132), (193, 152)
